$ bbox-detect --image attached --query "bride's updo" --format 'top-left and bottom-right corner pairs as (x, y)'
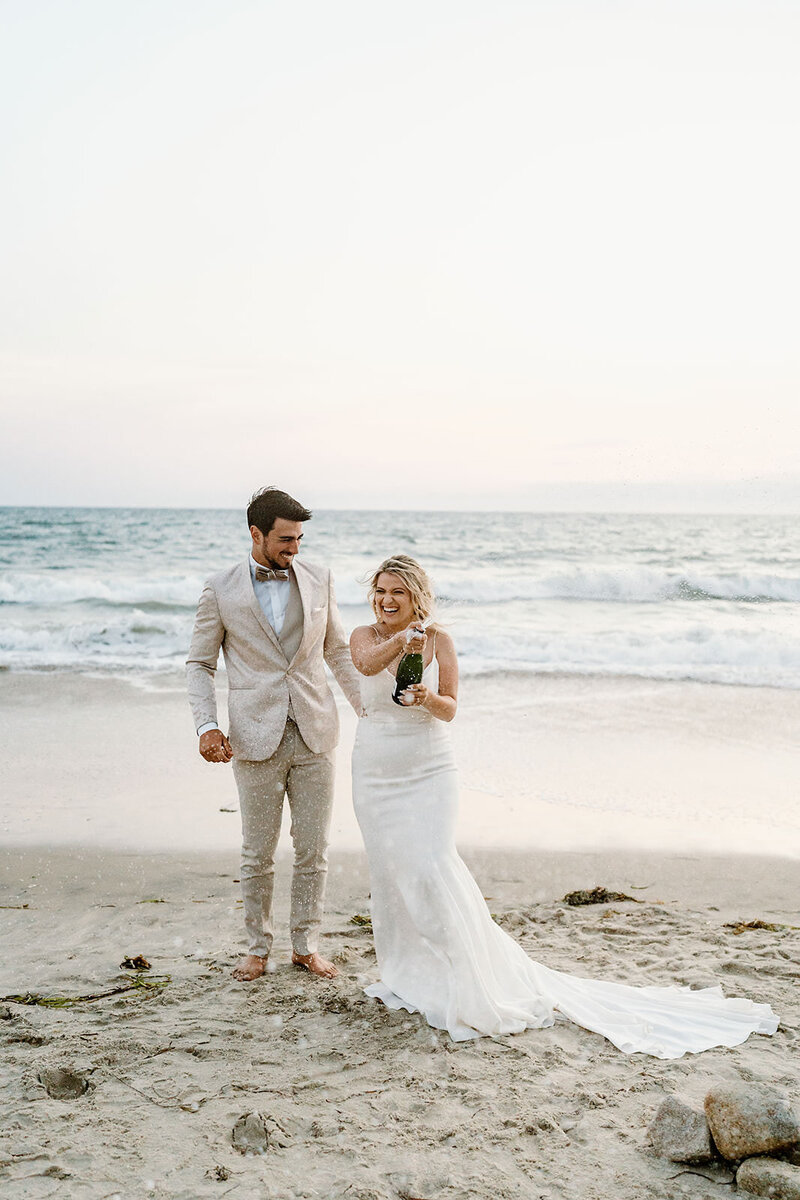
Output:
(367, 555), (435, 625)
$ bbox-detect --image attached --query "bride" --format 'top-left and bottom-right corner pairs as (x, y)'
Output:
(349, 555), (779, 1058)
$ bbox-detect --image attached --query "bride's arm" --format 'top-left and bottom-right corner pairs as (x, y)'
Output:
(405, 630), (458, 722)
(350, 624), (409, 676)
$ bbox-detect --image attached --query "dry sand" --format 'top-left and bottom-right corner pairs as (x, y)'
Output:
(2, 845), (798, 1200)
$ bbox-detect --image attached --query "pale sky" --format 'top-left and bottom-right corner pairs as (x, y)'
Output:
(1, 0), (799, 510)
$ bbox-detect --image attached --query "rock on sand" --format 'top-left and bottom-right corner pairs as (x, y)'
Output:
(705, 1084), (800, 1160)
(648, 1096), (713, 1163)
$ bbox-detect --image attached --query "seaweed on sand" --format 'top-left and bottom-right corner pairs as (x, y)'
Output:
(724, 918), (799, 935)
(562, 887), (642, 906)
(2, 973), (170, 1007)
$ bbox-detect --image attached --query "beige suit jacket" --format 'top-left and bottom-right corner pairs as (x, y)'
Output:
(186, 558), (362, 761)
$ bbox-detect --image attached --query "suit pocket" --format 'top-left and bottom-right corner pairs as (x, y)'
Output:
(228, 683), (256, 690)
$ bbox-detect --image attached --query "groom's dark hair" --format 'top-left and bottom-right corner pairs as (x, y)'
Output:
(247, 486), (312, 534)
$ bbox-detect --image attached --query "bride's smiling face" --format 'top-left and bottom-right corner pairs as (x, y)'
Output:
(374, 573), (415, 629)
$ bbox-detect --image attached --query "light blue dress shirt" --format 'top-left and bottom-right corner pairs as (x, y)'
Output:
(249, 553), (291, 636)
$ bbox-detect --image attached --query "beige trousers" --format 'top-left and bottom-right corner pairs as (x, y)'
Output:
(232, 719), (335, 958)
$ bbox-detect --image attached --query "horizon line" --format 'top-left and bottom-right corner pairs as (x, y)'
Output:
(1, 503), (798, 517)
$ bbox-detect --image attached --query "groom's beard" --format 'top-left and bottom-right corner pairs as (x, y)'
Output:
(265, 555), (294, 571)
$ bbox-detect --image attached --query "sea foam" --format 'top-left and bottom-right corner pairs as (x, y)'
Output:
(1, 507), (798, 688)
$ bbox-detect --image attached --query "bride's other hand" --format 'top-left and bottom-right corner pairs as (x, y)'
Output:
(402, 683), (429, 706)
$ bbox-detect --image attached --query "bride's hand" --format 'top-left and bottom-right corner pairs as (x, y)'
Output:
(404, 628), (427, 654)
(401, 683), (429, 707)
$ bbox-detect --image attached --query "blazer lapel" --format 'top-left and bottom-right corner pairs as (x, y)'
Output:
(289, 560), (314, 665)
(241, 560), (286, 658)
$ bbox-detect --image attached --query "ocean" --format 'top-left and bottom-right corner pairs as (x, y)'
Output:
(1, 507), (798, 689)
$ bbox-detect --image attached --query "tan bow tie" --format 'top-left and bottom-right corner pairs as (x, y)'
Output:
(255, 565), (289, 582)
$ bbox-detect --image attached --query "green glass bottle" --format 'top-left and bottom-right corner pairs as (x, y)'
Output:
(392, 644), (424, 705)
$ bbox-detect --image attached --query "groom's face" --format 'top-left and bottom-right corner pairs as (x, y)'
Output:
(251, 518), (304, 570)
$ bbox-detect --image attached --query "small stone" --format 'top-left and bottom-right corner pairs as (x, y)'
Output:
(705, 1084), (800, 1160)
(37, 1067), (89, 1100)
(737, 1157), (800, 1199)
(231, 1111), (288, 1154)
(648, 1096), (713, 1163)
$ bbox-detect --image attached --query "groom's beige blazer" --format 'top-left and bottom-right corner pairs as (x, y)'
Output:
(186, 558), (362, 761)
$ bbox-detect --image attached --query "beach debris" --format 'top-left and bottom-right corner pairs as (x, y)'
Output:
(562, 887), (642, 906)
(206, 1166), (230, 1181)
(2, 974), (170, 1007)
(0, 1003), (14, 1020)
(0, 903), (29, 909)
(736, 1157), (800, 1198)
(120, 955), (151, 971)
(231, 1111), (289, 1154)
(219, 807), (237, 812)
(648, 1096), (713, 1163)
(37, 1066), (89, 1100)
(667, 1168), (735, 1186)
(350, 913), (373, 930)
(705, 1084), (800, 1160)
(137, 897), (166, 904)
(724, 919), (797, 935)
(179, 1089), (208, 1112)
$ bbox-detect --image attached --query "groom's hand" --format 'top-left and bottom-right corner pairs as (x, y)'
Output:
(199, 730), (233, 763)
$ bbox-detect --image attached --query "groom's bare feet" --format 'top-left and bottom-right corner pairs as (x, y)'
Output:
(232, 954), (268, 981)
(292, 951), (338, 979)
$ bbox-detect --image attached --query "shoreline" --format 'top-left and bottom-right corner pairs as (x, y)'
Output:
(5, 661), (800, 692)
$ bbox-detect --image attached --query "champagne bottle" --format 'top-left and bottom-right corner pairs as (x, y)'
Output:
(392, 623), (427, 706)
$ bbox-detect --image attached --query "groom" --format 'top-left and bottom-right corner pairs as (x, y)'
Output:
(186, 487), (362, 981)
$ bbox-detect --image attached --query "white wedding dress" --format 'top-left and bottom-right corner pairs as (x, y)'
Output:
(352, 655), (779, 1058)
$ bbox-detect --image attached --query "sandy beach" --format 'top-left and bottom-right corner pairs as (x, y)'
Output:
(1, 844), (798, 1200)
(2, 672), (799, 1198)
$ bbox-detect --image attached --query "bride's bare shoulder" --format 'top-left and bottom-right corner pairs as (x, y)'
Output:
(433, 628), (457, 658)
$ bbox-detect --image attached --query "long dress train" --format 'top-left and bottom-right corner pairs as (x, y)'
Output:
(351, 657), (779, 1058)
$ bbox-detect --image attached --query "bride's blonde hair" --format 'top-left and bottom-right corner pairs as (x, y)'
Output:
(367, 555), (436, 625)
